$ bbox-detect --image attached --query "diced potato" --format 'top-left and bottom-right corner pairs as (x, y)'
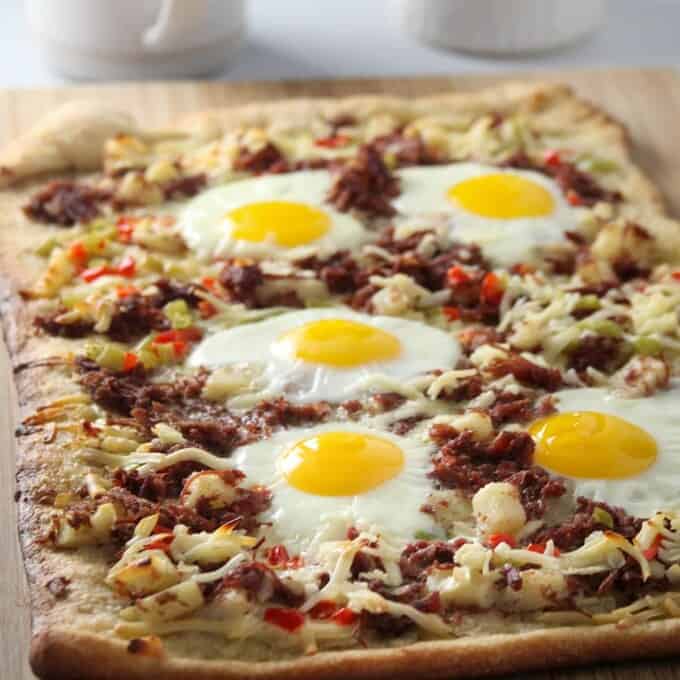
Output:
(472, 482), (527, 538)
(54, 502), (117, 548)
(498, 569), (568, 612)
(108, 551), (181, 598)
(135, 580), (204, 623)
(181, 472), (237, 510)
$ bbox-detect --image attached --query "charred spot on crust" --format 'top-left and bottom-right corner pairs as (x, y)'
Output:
(45, 576), (70, 599)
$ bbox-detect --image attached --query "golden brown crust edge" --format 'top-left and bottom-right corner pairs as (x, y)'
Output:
(0, 81), (668, 213)
(2, 81), (679, 679)
(30, 618), (680, 680)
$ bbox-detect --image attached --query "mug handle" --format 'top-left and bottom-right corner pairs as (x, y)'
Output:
(142, 0), (210, 51)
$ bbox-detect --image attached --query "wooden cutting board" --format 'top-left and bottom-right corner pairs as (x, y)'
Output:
(2, 68), (680, 680)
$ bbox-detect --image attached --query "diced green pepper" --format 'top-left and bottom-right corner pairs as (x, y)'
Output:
(36, 237), (59, 258)
(84, 340), (104, 362)
(94, 344), (127, 371)
(137, 334), (176, 369)
(163, 299), (193, 329)
(414, 530), (437, 541)
(85, 219), (116, 237)
(145, 254), (165, 273)
(581, 319), (624, 338)
(592, 507), (614, 529)
(574, 295), (601, 312)
(633, 336), (663, 357)
(80, 232), (111, 257)
(577, 155), (619, 175)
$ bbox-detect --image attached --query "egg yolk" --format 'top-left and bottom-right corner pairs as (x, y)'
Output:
(275, 319), (402, 367)
(529, 411), (657, 479)
(278, 431), (405, 495)
(227, 201), (330, 247)
(448, 173), (555, 219)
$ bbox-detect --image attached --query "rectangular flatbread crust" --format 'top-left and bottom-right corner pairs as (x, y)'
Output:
(2, 82), (680, 680)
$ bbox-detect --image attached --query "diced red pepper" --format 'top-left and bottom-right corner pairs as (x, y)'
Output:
(447, 265), (470, 286)
(267, 544), (290, 566)
(201, 276), (218, 291)
(82, 421), (101, 437)
(122, 352), (139, 372)
(442, 306), (461, 321)
(671, 271), (680, 282)
(566, 190), (584, 207)
(527, 542), (561, 557)
(152, 327), (203, 345)
(263, 607), (305, 632)
(117, 285), (139, 299)
(346, 526), (359, 540)
(81, 256), (136, 283)
(543, 149), (562, 168)
(511, 263), (535, 276)
(69, 241), (89, 268)
(314, 134), (351, 149)
(116, 217), (136, 243)
(152, 328), (202, 360)
(308, 600), (337, 620)
(198, 300), (217, 319)
(117, 255), (136, 277)
(146, 534), (174, 552)
(81, 265), (112, 283)
(172, 340), (188, 358)
(643, 534), (663, 561)
(480, 272), (504, 305)
(331, 608), (357, 626)
(487, 533), (516, 549)
(307, 602), (356, 625)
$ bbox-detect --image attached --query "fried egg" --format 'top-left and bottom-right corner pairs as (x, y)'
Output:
(233, 423), (437, 548)
(529, 384), (680, 517)
(394, 163), (579, 266)
(177, 170), (366, 259)
(188, 308), (460, 403)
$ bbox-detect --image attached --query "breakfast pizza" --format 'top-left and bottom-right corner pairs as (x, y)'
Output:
(2, 82), (680, 680)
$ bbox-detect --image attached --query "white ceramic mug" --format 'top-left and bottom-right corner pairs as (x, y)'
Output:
(399, 0), (607, 55)
(25, 0), (246, 80)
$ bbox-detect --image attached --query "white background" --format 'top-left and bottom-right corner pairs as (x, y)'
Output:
(1, 0), (680, 87)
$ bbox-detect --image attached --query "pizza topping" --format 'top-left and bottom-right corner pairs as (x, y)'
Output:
(371, 130), (441, 167)
(23, 180), (111, 226)
(429, 427), (535, 495)
(81, 254), (137, 283)
(314, 134), (351, 149)
(326, 144), (400, 217)
(162, 173), (207, 200)
(446, 266), (504, 324)
(34, 311), (95, 338)
(399, 541), (457, 580)
(566, 334), (627, 374)
(222, 562), (305, 607)
(488, 355), (562, 391)
(504, 151), (622, 207)
(218, 259), (264, 307)
(233, 142), (288, 175)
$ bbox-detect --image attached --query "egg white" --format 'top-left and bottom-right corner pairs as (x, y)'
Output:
(232, 422), (438, 549)
(188, 308), (460, 404)
(393, 163), (579, 267)
(177, 170), (366, 260)
(543, 383), (680, 517)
